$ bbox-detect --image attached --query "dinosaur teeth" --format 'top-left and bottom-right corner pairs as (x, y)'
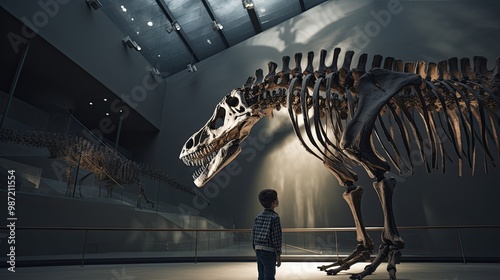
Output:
(192, 163), (209, 180)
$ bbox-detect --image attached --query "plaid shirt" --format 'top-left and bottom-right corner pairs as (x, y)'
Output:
(252, 209), (282, 255)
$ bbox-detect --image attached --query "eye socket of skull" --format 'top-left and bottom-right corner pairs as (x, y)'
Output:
(209, 107), (226, 130)
(226, 96), (239, 107)
(185, 138), (194, 149)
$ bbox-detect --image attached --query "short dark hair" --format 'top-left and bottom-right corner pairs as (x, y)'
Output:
(258, 189), (277, 209)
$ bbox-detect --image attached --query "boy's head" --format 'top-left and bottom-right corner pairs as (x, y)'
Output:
(258, 189), (278, 209)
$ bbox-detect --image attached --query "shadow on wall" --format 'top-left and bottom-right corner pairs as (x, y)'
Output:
(161, 0), (500, 231)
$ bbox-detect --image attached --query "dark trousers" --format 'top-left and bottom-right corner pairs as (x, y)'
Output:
(256, 250), (276, 280)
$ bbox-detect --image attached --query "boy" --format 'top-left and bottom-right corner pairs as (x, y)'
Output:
(251, 189), (282, 280)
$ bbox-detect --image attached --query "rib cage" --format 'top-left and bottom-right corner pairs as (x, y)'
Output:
(0, 128), (206, 201)
(239, 48), (500, 178)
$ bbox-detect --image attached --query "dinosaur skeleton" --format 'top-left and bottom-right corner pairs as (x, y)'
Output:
(0, 129), (207, 205)
(179, 48), (500, 279)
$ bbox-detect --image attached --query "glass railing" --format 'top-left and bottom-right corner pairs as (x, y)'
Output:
(1, 225), (498, 267)
(1, 95), (212, 223)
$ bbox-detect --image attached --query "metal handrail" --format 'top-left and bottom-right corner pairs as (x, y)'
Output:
(2, 224), (499, 232)
(2, 225), (499, 266)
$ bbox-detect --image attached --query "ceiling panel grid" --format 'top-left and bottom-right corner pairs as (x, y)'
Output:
(100, 0), (329, 77)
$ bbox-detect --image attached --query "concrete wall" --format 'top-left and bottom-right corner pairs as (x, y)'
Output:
(149, 0), (500, 233)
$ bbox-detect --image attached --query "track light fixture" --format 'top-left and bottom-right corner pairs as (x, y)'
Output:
(187, 64), (198, 72)
(86, 0), (103, 10)
(174, 21), (181, 31)
(149, 67), (163, 83)
(242, 0), (254, 9)
(123, 36), (141, 51)
(212, 21), (223, 31)
(150, 67), (161, 76)
(166, 21), (181, 33)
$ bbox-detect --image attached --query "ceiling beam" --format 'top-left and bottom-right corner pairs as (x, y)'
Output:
(246, 6), (262, 34)
(298, 0), (306, 12)
(201, 0), (230, 48)
(155, 0), (200, 62)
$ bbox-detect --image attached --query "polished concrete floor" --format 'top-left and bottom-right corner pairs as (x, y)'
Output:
(1, 261), (500, 280)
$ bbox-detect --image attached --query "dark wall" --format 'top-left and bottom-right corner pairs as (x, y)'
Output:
(146, 0), (500, 232)
(1, 0), (166, 129)
(0, 191), (196, 257)
(1, 0), (499, 240)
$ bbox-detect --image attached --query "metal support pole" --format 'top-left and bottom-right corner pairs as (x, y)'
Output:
(115, 112), (123, 149)
(334, 231), (338, 260)
(237, 230), (240, 252)
(81, 230), (89, 267)
(156, 181), (160, 212)
(66, 109), (73, 134)
(0, 41), (31, 130)
(457, 228), (466, 264)
(72, 152), (83, 197)
(194, 230), (198, 264)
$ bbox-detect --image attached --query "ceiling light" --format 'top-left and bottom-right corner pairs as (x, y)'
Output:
(187, 64), (197, 72)
(123, 36), (141, 51)
(212, 21), (223, 31)
(106, 112), (110, 116)
(121, 5), (127, 12)
(147, 21), (153, 27)
(150, 67), (161, 76)
(150, 67), (163, 83)
(166, 21), (180, 33)
(103, 98), (107, 101)
(207, 39), (212, 44)
(89, 102), (93, 105)
(86, 0), (103, 10)
(242, 0), (254, 9)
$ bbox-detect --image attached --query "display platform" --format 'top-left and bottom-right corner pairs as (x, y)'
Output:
(1, 261), (500, 280)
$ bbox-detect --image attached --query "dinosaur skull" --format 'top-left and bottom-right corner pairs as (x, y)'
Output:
(179, 89), (266, 187)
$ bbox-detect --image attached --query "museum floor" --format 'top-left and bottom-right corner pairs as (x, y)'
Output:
(2, 261), (500, 280)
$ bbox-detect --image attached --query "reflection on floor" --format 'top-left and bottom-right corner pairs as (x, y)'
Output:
(1, 262), (500, 280)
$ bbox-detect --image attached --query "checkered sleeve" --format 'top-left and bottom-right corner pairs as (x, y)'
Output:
(270, 215), (282, 255)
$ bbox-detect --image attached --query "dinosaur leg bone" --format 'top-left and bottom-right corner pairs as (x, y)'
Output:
(374, 178), (403, 247)
(322, 147), (358, 185)
(319, 150), (374, 274)
(351, 178), (403, 280)
(344, 184), (375, 251)
(318, 180), (374, 275)
(341, 69), (422, 180)
(320, 184), (375, 275)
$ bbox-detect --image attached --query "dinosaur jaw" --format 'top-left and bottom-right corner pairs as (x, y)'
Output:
(182, 140), (241, 187)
